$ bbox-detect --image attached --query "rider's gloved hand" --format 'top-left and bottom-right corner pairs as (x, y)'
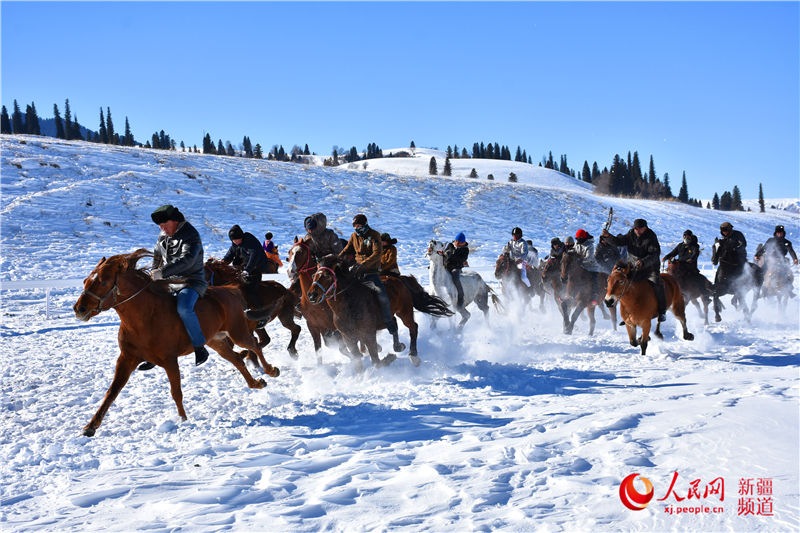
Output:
(150, 269), (163, 281)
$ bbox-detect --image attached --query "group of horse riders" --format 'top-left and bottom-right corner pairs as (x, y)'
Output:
(146, 203), (797, 371)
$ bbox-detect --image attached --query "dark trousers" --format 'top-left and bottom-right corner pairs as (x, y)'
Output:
(363, 272), (397, 334)
(243, 271), (263, 310)
(449, 268), (464, 307)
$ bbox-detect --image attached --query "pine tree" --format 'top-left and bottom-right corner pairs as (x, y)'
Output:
(11, 100), (24, 133)
(25, 103), (41, 134)
(758, 183), (765, 213)
(123, 117), (134, 146)
(582, 161), (591, 183)
(254, 143), (263, 159)
(0, 106), (10, 134)
(217, 140), (225, 154)
(429, 156), (437, 175)
(98, 108), (108, 143)
(720, 191), (733, 211)
(304, 144), (310, 155)
(731, 185), (743, 211)
(105, 107), (115, 144)
(332, 148), (339, 165)
(678, 171), (689, 203)
(648, 155), (656, 185)
(509, 172), (518, 183)
(70, 113), (82, 140)
(64, 99), (73, 140)
(712, 193), (720, 210)
(461, 148), (469, 159)
(663, 172), (673, 198)
(410, 140), (416, 149)
(592, 162), (600, 182)
(53, 104), (65, 139)
(180, 141), (185, 152)
(443, 156), (452, 176)
(226, 141), (235, 156)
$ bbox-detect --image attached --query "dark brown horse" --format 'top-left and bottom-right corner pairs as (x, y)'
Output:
(540, 255), (570, 330)
(73, 249), (279, 437)
(494, 252), (546, 311)
(560, 251), (615, 335)
(307, 255), (452, 369)
(286, 239), (345, 359)
(604, 261), (694, 355)
(665, 260), (713, 325)
(204, 258), (301, 358)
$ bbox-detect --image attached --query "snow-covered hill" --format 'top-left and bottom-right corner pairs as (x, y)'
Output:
(1, 134), (798, 532)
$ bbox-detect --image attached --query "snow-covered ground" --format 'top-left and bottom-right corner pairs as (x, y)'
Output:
(1, 135), (798, 531)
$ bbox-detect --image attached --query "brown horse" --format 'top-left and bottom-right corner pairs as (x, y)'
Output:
(604, 261), (694, 355)
(204, 258), (302, 359)
(286, 239), (345, 359)
(494, 252), (546, 311)
(73, 249), (279, 437)
(540, 255), (570, 330)
(665, 260), (713, 325)
(560, 251), (615, 335)
(307, 255), (452, 369)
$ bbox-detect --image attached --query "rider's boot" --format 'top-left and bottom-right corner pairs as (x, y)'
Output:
(654, 280), (667, 322)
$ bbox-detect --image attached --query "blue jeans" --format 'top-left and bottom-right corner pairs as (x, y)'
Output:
(176, 287), (206, 347)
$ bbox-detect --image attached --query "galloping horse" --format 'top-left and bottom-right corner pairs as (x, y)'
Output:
(427, 240), (501, 327)
(560, 251), (615, 335)
(604, 261), (694, 355)
(73, 249), (279, 437)
(711, 244), (762, 322)
(286, 239), (345, 358)
(494, 252), (545, 311)
(540, 255), (570, 327)
(204, 258), (302, 358)
(307, 254), (452, 368)
(665, 261), (713, 325)
(757, 255), (794, 308)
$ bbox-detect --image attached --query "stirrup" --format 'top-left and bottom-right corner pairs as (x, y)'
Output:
(138, 361), (156, 371)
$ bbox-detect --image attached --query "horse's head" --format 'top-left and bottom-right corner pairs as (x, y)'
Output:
(73, 249), (151, 321)
(426, 240), (445, 259)
(286, 240), (315, 283)
(560, 250), (578, 280)
(307, 254), (342, 304)
(204, 258), (242, 285)
(603, 260), (631, 308)
(494, 252), (511, 279)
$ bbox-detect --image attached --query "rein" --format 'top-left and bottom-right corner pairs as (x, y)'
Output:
(81, 271), (153, 312)
(310, 266), (341, 303)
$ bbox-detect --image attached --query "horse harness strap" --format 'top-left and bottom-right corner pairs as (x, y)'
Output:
(81, 274), (153, 312)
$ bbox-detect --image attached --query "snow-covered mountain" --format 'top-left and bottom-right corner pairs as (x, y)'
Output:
(1, 134), (798, 532)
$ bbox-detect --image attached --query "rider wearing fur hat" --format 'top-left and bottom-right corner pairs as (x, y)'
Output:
(602, 218), (667, 322)
(662, 229), (701, 272)
(380, 233), (401, 275)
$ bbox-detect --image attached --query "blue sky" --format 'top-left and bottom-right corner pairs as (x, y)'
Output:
(2, 1), (798, 200)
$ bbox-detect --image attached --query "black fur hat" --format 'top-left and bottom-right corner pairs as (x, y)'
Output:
(151, 204), (184, 224)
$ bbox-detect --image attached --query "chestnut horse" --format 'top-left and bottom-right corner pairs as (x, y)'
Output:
(604, 261), (694, 355)
(559, 251), (615, 335)
(286, 239), (345, 359)
(73, 249), (279, 437)
(494, 252), (546, 311)
(307, 255), (452, 369)
(665, 260), (713, 325)
(204, 258), (301, 358)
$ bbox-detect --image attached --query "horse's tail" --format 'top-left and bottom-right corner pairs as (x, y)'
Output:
(401, 274), (454, 317)
(487, 285), (505, 314)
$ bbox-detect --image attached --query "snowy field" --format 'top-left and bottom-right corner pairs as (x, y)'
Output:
(1, 135), (799, 531)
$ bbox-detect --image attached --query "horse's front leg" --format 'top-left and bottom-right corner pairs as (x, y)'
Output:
(83, 352), (139, 437)
(587, 304), (596, 336)
(626, 323), (639, 348)
(207, 337), (271, 386)
(639, 321), (651, 355)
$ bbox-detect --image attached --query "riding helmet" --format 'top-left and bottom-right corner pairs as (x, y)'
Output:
(512, 227), (523, 237)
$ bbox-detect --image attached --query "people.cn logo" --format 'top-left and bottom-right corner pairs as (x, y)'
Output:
(619, 473), (655, 511)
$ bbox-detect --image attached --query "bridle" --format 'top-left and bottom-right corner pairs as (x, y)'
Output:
(310, 266), (340, 303)
(609, 266), (634, 301)
(80, 269), (151, 313)
(289, 241), (317, 279)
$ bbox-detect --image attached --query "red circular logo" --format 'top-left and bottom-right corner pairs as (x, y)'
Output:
(619, 473), (654, 511)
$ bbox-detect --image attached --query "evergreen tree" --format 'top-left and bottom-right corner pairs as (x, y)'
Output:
(461, 148), (469, 159)
(731, 185), (743, 211)
(180, 141), (185, 152)
(443, 156), (452, 176)
(663, 172), (672, 197)
(217, 139), (225, 154)
(712, 193), (720, 210)
(123, 117), (134, 146)
(410, 140), (415, 149)
(151, 133), (160, 149)
(70, 113), (82, 140)
(546, 151), (554, 169)
(648, 155), (656, 185)
(429, 156), (437, 175)
(758, 183), (765, 213)
(203, 133), (214, 154)
(487, 143), (495, 159)
(254, 143), (263, 159)
(581, 161), (591, 183)
(515, 146), (523, 162)
(472, 142), (480, 158)
(105, 107), (115, 144)
(98, 108), (108, 143)
(304, 144), (310, 155)
(243, 136), (253, 157)
(678, 171), (689, 203)
(469, 168), (478, 178)
(591, 162), (600, 182)
(446, 146), (453, 158)
(0, 105), (10, 134)
(453, 144), (459, 158)
(11, 100), (24, 133)
(226, 141), (235, 156)
(53, 104), (65, 139)
(720, 191), (733, 211)
(332, 148), (339, 165)
(64, 99), (73, 140)
(25, 103), (41, 134)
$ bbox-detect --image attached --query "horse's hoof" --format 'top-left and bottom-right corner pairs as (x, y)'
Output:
(685, 332), (695, 341)
(138, 361), (156, 371)
(82, 427), (96, 437)
(380, 353), (398, 367)
(257, 377), (267, 387)
(654, 332), (664, 340)
(288, 348), (299, 360)
(267, 366), (280, 378)
(715, 315), (722, 323)
(409, 354), (421, 367)
(393, 342), (406, 353)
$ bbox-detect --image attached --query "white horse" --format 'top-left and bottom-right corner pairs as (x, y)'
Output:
(426, 239), (501, 327)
